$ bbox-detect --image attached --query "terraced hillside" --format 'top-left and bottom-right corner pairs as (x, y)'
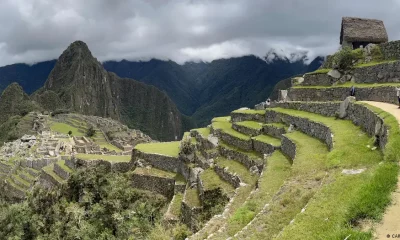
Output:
(130, 96), (399, 239)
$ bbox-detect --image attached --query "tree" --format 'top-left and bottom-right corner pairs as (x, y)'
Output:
(68, 130), (72, 136)
(86, 126), (96, 137)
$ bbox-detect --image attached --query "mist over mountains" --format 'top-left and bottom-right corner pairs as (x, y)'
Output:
(0, 48), (322, 130)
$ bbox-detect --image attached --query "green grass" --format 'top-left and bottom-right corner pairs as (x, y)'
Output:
(355, 59), (397, 68)
(252, 134), (281, 147)
(42, 164), (65, 184)
(57, 160), (73, 173)
(191, 137), (197, 144)
(263, 122), (287, 129)
(135, 141), (180, 157)
(13, 174), (30, 187)
(75, 154), (131, 162)
(133, 167), (176, 178)
(305, 68), (331, 75)
(269, 108), (382, 167)
(98, 142), (122, 152)
(214, 157), (257, 184)
(50, 122), (84, 136)
(193, 127), (211, 138)
(224, 150), (292, 237)
(175, 174), (186, 184)
(235, 121), (263, 130)
(219, 141), (262, 162)
(170, 193), (184, 217)
(212, 119), (251, 141)
(200, 168), (235, 197)
(185, 188), (201, 208)
(292, 82), (400, 89)
(234, 131), (330, 239)
(212, 116), (231, 122)
(231, 109), (266, 115)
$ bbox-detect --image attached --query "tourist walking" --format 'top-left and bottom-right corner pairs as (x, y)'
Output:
(266, 98), (271, 106)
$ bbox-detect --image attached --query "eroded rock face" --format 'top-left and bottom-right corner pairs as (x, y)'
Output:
(39, 41), (187, 141)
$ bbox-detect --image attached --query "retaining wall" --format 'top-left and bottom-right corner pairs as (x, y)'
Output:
(218, 144), (264, 173)
(131, 173), (175, 199)
(219, 131), (253, 151)
(232, 123), (262, 136)
(281, 136), (296, 161)
(252, 139), (277, 155)
(214, 165), (241, 188)
(230, 112), (265, 123)
(287, 86), (397, 104)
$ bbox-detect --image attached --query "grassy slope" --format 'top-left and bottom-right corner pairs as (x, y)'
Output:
(135, 141), (180, 157)
(254, 107), (394, 239)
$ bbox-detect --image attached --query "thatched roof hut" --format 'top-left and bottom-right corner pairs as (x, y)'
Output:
(340, 17), (388, 48)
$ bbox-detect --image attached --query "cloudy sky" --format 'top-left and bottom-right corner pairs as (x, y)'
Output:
(0, 0), (399, 66)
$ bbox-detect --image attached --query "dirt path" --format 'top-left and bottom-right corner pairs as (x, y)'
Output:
(361, 101), (400, 240)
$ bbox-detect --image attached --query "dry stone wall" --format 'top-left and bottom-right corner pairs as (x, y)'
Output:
(252, 138), (277, 155)
(132, 150), (181, 173)
(281, 135), (296, 160)
(287, 86), (397, 105)
(181, 199), (202, 232)
(266, 110), (334, 150)
(380, 40), (400, 60)
(53, 163), (70, 180)
(219, 131), (253, 151)
(274, 101), (340, 117)
(302, 73), (336, 86)
(231, 112), (265, 123)
(131, 172), (175, 199)
(218, 144), (264, 173)
(232, 123), (261, 136)
(262, 124), (286, 139)
(214, 165), (241, 188)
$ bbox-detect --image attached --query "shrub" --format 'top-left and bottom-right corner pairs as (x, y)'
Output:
(68, 130), (72, 136)
(370, 45), (384, 62)
(333, 47), (356, 70)
(86, 126), (96, 137)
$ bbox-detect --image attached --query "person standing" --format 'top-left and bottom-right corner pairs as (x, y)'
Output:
(266, 98), (271, 106)
(396, 87), (400, 108)
(350, 85), (355, 97)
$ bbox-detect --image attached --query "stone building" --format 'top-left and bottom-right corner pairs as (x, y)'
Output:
(340, 17), (388, 49)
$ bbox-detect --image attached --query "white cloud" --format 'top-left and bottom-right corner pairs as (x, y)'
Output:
(0, 0), (399, 66)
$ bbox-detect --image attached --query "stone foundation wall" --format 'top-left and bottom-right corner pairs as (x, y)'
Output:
(281, 136), (296, 160)
(218, 145), (264, 173)
(302, 73), (336, 86)
(262, 125), (286, 139)
(266, 110), (333, 150)
(75, 158), (133, 173)
(4, 183), (25, 201)
(346, 103), (388, 150)
(219, 131), (253, 151)
(214, 165), (241, 188)
(25, 158), (57, 170)
(65, 158), (76, 169)
(275, 101), (340, 117)
(132, 150), (181, 173)
(352, 61), (400, 83)
(252, 139), (276, 155)
(380, 40), (400, 60)
(53, 163), (70, 180)
(232, 123), (262, 136)
(231, 112), (265, 123)
(181, 200), (202, 232)
(287, 86), (398, 105)
(40, 169), (62, 188)
(131, 173), (175, 199)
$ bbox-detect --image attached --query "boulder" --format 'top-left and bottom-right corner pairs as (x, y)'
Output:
(339, 96), (356, 119)
(327, 69), (341, 79)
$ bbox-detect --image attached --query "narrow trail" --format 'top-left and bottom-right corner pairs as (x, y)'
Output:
(361, 101), (400, 240)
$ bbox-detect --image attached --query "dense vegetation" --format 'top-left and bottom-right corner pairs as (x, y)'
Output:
(0, 165), (188, 239)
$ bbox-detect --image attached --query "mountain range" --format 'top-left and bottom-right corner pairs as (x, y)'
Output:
(0, 42), (322, 140)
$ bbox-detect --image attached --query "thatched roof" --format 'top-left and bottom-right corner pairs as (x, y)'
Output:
(340, 17), (388, 44)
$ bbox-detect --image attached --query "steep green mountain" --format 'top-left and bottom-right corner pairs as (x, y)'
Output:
(0, 60), (56, 94)
(104, 55), (322, 126)
(0, 83), (40, 144)
(35, 41), (190, 141)
(0, 83), (40, 124)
